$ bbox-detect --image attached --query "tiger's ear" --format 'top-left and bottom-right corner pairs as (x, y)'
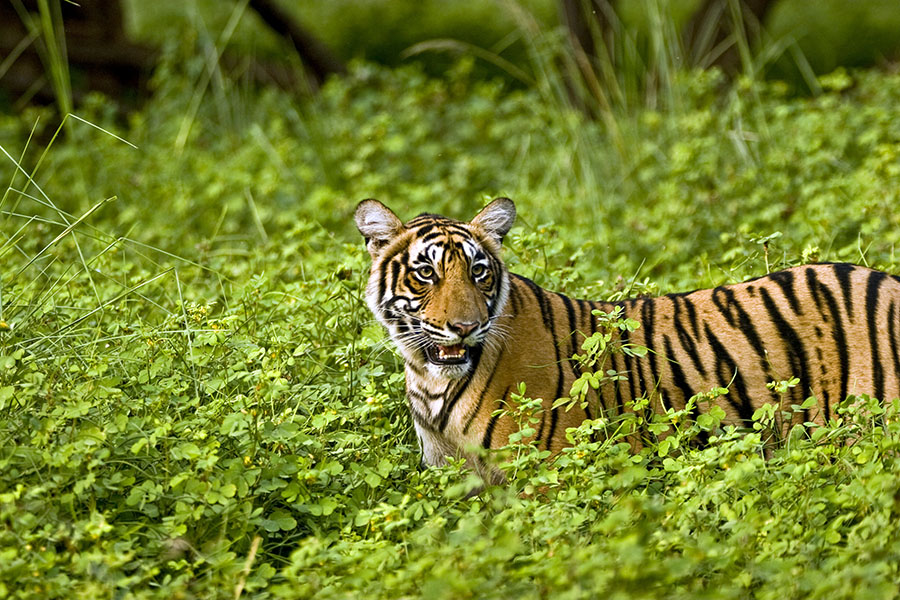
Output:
(471, 197), (516, 243)
(355, 199), (404, 257)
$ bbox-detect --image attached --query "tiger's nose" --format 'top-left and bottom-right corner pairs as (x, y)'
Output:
(448, 321), (478, 337)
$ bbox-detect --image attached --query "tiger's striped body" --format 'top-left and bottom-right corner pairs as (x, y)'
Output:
(355, 198), (900, 483)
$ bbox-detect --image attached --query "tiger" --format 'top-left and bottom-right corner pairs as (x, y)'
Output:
(355, 197), (900, 483)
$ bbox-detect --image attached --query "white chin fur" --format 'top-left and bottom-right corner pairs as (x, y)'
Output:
(426, 361), (471, 380)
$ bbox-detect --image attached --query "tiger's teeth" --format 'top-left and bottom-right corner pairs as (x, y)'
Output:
(438, 346), (466, 359)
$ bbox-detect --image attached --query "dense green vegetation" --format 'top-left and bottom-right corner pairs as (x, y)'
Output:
(3, 4), (900, 598)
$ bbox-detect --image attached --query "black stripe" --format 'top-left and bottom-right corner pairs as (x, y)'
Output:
(406, 399), (432, 431)
(376, 257), (389, 306)
(406, 387), (428, 405)
(866, 270), (887, 400)
(418, 231), (450, 245)
(759, 287), (814, 419)
(442, 223), (471, 235)
(508, 280), (522, 314)
(405, 359), (424, 376)
(622, 304), (650, 400)
(728, 292), (771, 372)
(388, 261), (403, 304)
(407, 222), (438, 234)
(546, 380), (563, 447)
(376, 238), (411, 302)
(436, 381), (468, 433)
(711, 287), (735, 327)
(663, 334), (695, 409)
(812, 339), (831, 413)
(518, 276), (552, 331)
(395, 320), (411, 340)
(888, 301), (900, 400)
(575, 298), (591, 328)
(462, 360), (499, 434)
(519, 277), (566, 444)
(683, 295), (700, 339)
(712, 285), (772, 388)
(703, 323), (756, 423)
(641, 300), (660, 391)
(671, 295), (707, 378)
(484, 263), (504, 319)
(805, 267), (825, 316)
(406, 213), (436, 223)
(633, 344), (650, 405)
(559, 293), (582, 378)
(575, 298), (599, 415)
(833, 263), (855, 321)
(481, 386), (510, 449)
(805, 268), (847, 413)
(770, 270), (802, 316)
(804, 267), (830, 416)
(408, 383), (448, 402)
(437, 348), (485, 432)
(408, 384), (452, 431)
(620, 325), (641, 403)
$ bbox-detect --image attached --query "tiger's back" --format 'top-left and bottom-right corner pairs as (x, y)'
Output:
(355, 198), (900, 482)
(482, 265), (900, 454)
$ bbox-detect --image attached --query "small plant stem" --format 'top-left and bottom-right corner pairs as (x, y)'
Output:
(234, 535), (262, 599)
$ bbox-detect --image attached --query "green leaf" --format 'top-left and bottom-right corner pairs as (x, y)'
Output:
(800, 396), (818, 409)
(658, 439), (671, 457)
(364, 471), (383, 488)
(663, 457), (682, 472)
(270, 510), (297, 532)
(171, 442), (202, 461)
(0, 386), (13, 409)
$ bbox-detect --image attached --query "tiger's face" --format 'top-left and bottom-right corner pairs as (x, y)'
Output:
(355, 198), (516, 379)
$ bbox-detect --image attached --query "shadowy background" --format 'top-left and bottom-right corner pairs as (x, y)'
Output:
(3, 0), (900, 111)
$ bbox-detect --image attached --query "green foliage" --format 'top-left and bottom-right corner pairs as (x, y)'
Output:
(3, 18), (900, 597)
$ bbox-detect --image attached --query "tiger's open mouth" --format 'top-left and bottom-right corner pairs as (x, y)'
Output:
(424, 343), (475, 365)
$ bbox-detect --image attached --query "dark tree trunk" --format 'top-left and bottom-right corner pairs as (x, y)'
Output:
(246, 0), (346, 86)
(559, 0), (616, 58)
(0, 0), (156, 107)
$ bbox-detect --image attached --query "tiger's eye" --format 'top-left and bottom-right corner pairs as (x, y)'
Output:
(417, 266), (435, 279)
(472, 264), (486, 277)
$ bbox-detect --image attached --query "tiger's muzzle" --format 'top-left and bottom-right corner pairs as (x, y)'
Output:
(424, 342), (474, 365)
(420, 321), (486, 372)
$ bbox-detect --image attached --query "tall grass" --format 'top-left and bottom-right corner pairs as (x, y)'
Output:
(0, 120), (172, 371)
(8, 0), (73, 115)
(483, 0), (711, 240)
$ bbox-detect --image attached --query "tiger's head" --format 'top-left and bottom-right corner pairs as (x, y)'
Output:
(355, 198), (516, 379)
